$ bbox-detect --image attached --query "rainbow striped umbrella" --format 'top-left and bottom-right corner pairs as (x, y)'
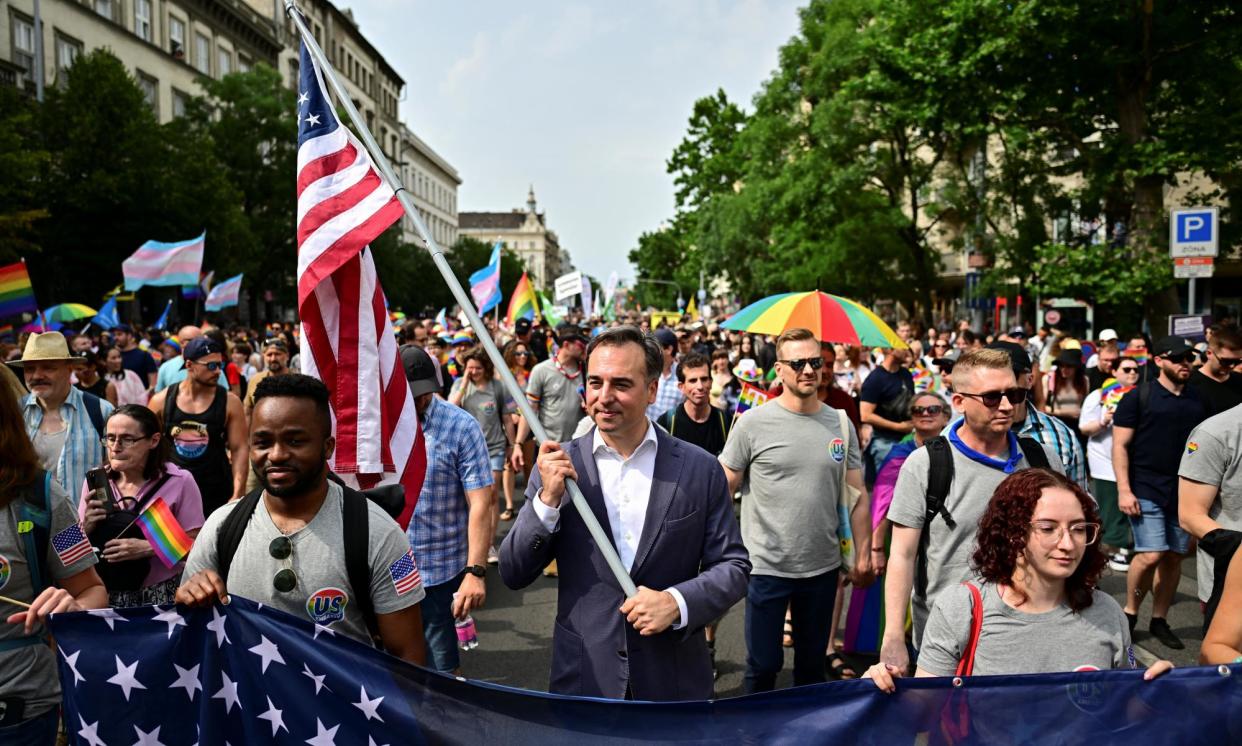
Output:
(723, 291), (907, 348)
(43, 303), (98, 322)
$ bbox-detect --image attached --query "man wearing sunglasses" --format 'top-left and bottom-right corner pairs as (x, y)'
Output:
(1113, 336), (1207, 650)
(1189, 324), (1242, 419)
(149, 336), (249, 517)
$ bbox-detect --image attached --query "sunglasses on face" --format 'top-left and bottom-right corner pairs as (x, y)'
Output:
(958, 388), (1029, 408)
(778, 357), (824, 372)
(270, 536), (297, 592)
(1161, 352), (1195, 365)
(1116, 365), (1139, 374)
(1214, 355), (1242, 367)
(911, 405), (946, 416)
(193, 360), (224, 372)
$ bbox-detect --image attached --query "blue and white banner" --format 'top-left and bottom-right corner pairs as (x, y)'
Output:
(52, 596), (1242, 745)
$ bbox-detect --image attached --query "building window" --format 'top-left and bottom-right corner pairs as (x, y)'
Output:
(237, 54), (251, 73)
(134, 0), (152, 42)
(54, 33), (82, 83)
(217, 48), (231, 77)
(137, 71), (158, 111)
(95, 0), (115, 22)
(11, 13), (36, 78)
(171, 88), (189, 118)
(194, 32), (210, 74)
(168, 16), (185, 59)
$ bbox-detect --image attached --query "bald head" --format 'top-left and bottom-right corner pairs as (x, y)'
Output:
(177, 325), (202, 341)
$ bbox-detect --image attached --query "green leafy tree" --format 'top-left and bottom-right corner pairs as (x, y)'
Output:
(0, 85), (48, 261)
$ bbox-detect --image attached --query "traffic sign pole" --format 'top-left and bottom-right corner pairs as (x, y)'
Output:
(1170, 207), (1219, 318)
(1189, 278), (1196, 315)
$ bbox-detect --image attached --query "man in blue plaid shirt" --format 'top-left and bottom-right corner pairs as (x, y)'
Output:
(402, 345), (494, 674)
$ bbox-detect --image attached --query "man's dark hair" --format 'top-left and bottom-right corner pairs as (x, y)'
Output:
(586, 325), (663, 383)
(676, 352), (710, 383)
(1211, 323), (1242, 352)
(252, 373), (332, 436)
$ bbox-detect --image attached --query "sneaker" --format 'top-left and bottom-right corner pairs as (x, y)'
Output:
(1149, 617), (1185, 650)
(1108, 553), (1131, 572)
(487, 546), (499, 565)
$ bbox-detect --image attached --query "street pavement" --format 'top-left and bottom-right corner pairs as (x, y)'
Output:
(464, 496), (1207, 698)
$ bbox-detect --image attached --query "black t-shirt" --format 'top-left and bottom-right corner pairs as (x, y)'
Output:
(860, 365), (915, 440)
(120, 347), (158, 382)
(1113, 381), (1206, 509)
(657, 404), (731, 457)
(1188, 369), (1242, 419)
(1087, 366), (1110, 392)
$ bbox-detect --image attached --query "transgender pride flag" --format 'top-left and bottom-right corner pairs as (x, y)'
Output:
(122, 232), (206, 291)
(204, 273), (243, 312)
(468, 242), (502, 314)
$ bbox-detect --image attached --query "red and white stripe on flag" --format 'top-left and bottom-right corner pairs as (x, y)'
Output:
(294, 38), (425, 530)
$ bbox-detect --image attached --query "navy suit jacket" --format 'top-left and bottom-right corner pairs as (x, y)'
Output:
(499, 427), (750, 701)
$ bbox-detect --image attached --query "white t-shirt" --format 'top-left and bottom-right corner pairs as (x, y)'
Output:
(1079, 389), (1115, 481)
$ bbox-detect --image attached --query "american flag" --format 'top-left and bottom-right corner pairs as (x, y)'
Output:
(388, 548), (422, 596)
(294, 37), (425, 530)
(53, 524), (93, 566)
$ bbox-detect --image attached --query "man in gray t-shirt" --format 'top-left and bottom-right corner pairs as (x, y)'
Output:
(512, 331), (587, 466)
(1178, 403), (1242, 625)
(720, 329), (872, 694)
(177, 374), (426, 663)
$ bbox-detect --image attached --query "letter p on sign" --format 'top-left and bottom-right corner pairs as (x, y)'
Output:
(1170, 207), (1218, 258)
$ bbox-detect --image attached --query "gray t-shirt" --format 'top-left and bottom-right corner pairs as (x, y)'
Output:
(888, 438), (1063, 645)
(32, 427), (67, 483)
(1178, 405), (1242, 601)
(526, 358), (584, 442)
(720, 401), (861, 578)
(183, 482), (425, 646)
(0, 477), (97, 718)
(918, 581), (1134, 676)
(452, 378), (515, 458)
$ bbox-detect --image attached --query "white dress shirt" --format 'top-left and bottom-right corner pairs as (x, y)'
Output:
(532, 420), (688, 629)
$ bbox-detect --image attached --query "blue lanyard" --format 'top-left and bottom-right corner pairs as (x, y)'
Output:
(948, 420), (1023, 473)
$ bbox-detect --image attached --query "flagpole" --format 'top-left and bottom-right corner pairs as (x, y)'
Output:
(283, 1), (638, 598)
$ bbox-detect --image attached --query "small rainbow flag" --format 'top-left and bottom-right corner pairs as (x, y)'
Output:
(135, 497), (194, 568)
(912, 363), (937, 393)
(1100, 377), (1134, 410)
(506, 272), (542, 325)
(734, 382), (771, 417)
(0, 261), (38, 319)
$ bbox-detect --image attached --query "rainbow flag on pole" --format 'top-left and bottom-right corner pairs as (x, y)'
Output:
(135, 497), (194, 568)
(0, 261), (38, 318)
(505, 271), (541, 325)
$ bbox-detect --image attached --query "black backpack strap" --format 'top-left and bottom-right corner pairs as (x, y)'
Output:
(81, 392), (105, 438)
(341, 486), (380, 645)
(163, 381), (179, 428)
(20, 471), (54, 598)
(1016, 437), (1050, 470)
(215, 488), (264, 584)
(917, 436), (955, 598)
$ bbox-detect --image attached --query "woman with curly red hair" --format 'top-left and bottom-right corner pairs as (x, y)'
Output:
(865, 468), (1172, 691)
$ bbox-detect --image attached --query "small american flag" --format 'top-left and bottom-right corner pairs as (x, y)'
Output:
(53, 524), (93, 566)
(388, 549), (421, 596)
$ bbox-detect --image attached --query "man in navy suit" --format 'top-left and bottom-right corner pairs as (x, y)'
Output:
(500, 326), (750, 701)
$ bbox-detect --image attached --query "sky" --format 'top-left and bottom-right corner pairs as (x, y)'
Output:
(344, 1), (805, 283)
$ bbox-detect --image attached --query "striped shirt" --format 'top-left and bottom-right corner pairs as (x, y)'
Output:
(647, 365), (683, 421)
(22, 386), (113, 508)
(1016, 408), (1089, 492)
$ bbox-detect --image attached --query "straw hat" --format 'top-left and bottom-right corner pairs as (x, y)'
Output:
(9, 332), (83, 366)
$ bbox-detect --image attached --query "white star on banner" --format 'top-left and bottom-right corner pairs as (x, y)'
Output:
(306, 113), (321, 127)
(207, 607), (231, 648)
(152, 606), (187, 639)
(249, 635), (286, 673)
(213, 671), (242, 714)
(133, 724), (166, 746)
(305, 719), (339, 746)
(77, 716), (105, 746)
(258, 696), (288, 737)
(88, 607), (127, 630)
(302, 662), (331, 694)
(170, 663), (202, 701)
(313, 623), (336, 640)
(298, 91), (309, 105)
(106, 655), (147, 701)
(59, 647), (84, 686)
(353, 685), (385, 722)
(368, 737), (390, 746)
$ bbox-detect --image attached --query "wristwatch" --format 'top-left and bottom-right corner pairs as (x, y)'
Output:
(465, 564), (487, 578)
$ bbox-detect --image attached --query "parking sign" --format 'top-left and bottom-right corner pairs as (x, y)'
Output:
(1170, 207), (1219, 257)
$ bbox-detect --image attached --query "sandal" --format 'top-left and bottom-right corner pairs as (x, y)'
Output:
(826, 652), (858, 680)
(500, 508), (515, 521)
(782, 620), (794, 648)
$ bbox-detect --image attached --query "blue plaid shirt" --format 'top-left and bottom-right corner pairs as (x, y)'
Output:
(22, 386), (113, 507)
(647, 364), (684, 421)
(409, 396), (494, 587)
(1016, 408), (1089, 492)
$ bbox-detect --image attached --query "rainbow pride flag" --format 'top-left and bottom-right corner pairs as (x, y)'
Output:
(506, 272), (541, 325)
(1100, 376), (1134, 410)
(135, 497), (193, 568)
(0, 261), (38, 318)
(734, 382), (771, 417)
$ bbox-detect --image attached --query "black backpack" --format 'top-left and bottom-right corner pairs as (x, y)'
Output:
(214, 476), (404, 645)
(915, 435), (1050, 598)
(87, 471), (174, 592)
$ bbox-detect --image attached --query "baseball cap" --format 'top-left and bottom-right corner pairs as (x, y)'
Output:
(557, 324), (589, 346)
(1153, 335), (1195, 358)
(985, 341), (1032, 374)
(1007, 325), (1026, 339)
(653, 328), (678, 349)
(399, 344), (442, 397)
(183, 336), (224, 361)
(262, 338), (288, 352)
(1098, 328), (1119, 342)
(932, 349), (960, 371)
(114, 323), (133, 334)
(514, 318), (532, 335)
